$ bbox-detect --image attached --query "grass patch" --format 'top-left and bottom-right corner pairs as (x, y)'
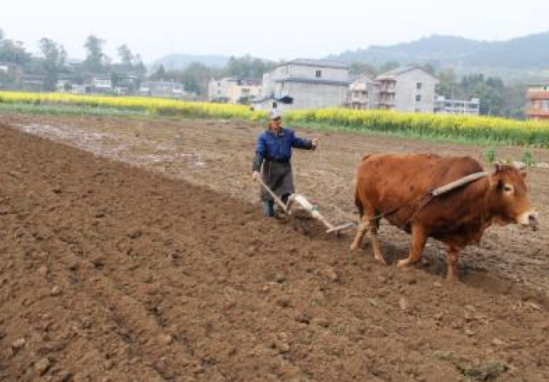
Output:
(432, 350), (509, 381)
(1, 91), (549, 148)
(0, 102), (147, 118)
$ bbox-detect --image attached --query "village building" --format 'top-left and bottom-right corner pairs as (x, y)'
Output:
(435, 96), (480, 115)
(347, 74), (380, 110)
(139, 81), (186, 99)
(255, 59), (350, 111)
(208, 77), (262, 104)
(376, 66), (439, 113)
(526, 83), (549, 121)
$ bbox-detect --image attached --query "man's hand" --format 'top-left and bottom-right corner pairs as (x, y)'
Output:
(311, 138), (319, 150)
(252, 171), (260, 181)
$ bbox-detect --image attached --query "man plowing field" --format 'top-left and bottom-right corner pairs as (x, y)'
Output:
(252, 110), (318, 217)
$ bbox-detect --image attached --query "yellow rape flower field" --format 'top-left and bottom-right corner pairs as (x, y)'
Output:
(1, 91), (549, 148)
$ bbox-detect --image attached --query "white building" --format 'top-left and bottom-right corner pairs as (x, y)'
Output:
(140, 81), (186, 99)
(91, 77), (113, 93)
(376, 66), (439, 113)
(435, 96), (480, 116)
(71, 84), (91, 95)
(55, 80), (72, 93)
(347, 74), (380, 110)
(256, 59), (350, 111)
(208, 77), (262, 104)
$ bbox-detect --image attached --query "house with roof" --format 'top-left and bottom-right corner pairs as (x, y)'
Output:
(208, 77), (262, 104)
(526, 83), (549, 121)
(255, 59), (350, 111)
(376, 66), (439, 113)
(140, 80), (186, 99)
(435, 96), (480, 116)
(347, 73), (380, 110)
(91, 77), (113, 93)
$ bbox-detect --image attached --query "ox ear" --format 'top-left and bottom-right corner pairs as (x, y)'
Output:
(493, 162), (503, 174)
(513, 162), (528, 179)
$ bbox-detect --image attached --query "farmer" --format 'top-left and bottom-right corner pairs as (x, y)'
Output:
(252, 109), (318, 217)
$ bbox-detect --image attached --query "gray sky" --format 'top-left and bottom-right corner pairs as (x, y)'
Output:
(0, 0), (546, 62)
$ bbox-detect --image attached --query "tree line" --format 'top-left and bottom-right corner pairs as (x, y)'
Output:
(150, 56), (277, 96)
(0, 28), (528, 117)
(0, 29), (146, 92)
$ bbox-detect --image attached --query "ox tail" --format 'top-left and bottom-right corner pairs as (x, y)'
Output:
(354, 154), (372, 218)
(354, 188), (364, 218)
(354, 154), (374, 218)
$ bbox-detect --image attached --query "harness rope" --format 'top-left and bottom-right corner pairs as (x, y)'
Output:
(369, 171), (489, 228)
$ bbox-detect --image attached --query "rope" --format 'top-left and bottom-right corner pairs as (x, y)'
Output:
(368, 171), (489, 227)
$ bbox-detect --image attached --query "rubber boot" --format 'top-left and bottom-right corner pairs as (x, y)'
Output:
(263, 200), (275, 217)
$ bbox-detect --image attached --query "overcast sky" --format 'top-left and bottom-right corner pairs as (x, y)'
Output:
(0, 0), (546, 63)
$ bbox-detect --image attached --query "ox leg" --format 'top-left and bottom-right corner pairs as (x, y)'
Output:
(397, 224), (427, 268)
(350, 212), (386, 265)
(350, 215), (369, 252)
(369, 222), (386, 265)
(446, 247), (460, 282)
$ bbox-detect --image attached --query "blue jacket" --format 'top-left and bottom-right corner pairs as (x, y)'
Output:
(253, 128), (312, 171)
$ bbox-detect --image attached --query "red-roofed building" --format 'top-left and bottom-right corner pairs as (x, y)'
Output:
(527, 84), (549, 121)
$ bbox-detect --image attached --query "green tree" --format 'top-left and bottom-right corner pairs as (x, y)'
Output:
(349, 62), (378, 76)
(117, 44), (134, 68)
(460, 74), (505, 116)
(436, 69), (457, 99)
(0, 29), (30, 66)
(152, 65), (166, 80)
(224, 55), (275, 79)
(133, 54), (147, 76)
(379, 61), (400, 73)
(83, 35), (107, 73)
(502, 84), (528, 119)
(181, 62), (213, 95)
(39, 38), (67, 91)
(110, 70), (121, 88)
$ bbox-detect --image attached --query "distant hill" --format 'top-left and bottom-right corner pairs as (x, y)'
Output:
(153, 54), (231, 71)
(327, 32), (549, 82)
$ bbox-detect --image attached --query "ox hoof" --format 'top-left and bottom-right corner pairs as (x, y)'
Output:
(397, 259), (411, 268)
(446, 275), (460, 284)
(375, 255), (387, 266)
(346, 250), (355, 261)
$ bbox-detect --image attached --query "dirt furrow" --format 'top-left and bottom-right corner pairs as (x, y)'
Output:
(1, 123), (549, 382)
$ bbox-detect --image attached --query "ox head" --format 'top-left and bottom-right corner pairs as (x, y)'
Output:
(489, 163), (539, 231)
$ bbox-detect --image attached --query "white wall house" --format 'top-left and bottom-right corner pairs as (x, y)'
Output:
(91, 77), (113, 93)
(256, 59), (350, 111)
(435, 96), (480, 116)
(347, 74), (380, 110)
(376, 67), (439, 113)
(208, 77), (262, 104)
(140, 81), (186, 99)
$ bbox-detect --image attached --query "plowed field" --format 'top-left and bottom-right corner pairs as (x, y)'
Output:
(1, 114), (548, 381)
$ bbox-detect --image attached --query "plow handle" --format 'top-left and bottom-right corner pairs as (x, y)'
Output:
(256, 177), (289, 214)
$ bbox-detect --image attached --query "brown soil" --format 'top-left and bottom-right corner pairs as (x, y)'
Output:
(0, 115), (548, 381)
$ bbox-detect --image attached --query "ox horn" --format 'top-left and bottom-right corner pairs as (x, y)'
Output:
(513, 161), (527, 171)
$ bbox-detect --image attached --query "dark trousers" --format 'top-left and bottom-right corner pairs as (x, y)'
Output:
(262, 194), (290, 217)
(260, 160), (294, 218)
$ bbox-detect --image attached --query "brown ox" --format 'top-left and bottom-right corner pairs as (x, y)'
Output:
(350, 154), (539, 281)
